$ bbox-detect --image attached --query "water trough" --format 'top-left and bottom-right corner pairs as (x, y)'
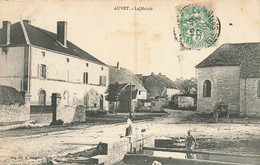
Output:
(122, 138), (260, 165)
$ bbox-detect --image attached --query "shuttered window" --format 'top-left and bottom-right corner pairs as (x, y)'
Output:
(83, 72), (88, 84)
(99, 76), (107, 86)
(38, 64), (47, 78)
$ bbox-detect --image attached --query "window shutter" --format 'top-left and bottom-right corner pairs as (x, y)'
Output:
(46, 66), (49, 77)
(103, 76), (107, 86)
(99, 76), (102, 85)
(86, 72), (88, 84)
(37, 64), (41, 77)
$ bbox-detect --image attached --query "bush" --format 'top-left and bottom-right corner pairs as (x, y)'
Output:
(50, 119), (64, 125)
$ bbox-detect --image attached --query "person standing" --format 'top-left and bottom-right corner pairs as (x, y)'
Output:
(186, 131), (196, 150)
(125, 116), (133, 136)
(185, 131), (196, 159)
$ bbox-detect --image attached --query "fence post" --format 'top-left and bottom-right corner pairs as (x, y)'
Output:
(51, 93), (61, 122)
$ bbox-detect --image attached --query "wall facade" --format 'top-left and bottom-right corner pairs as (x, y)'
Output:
(197, 66), (240, 113)
(240, 78), (260, 116)
(137, 91), (147, 100)
(29, 46), (109, 110)
(166, 88), (181, 99)
(57, 105), (86, 123)
(178, 96), (194, 108)
(0, 46), (28, 91)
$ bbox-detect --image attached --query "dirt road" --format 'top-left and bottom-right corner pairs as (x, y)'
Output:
(0, 110), (259, 164)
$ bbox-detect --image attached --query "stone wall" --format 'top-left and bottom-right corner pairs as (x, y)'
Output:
(0, 92), (30, 123)
(240, 78), (260, 116)
(197, 66), (240, 113)
(57, 105), (86, 123)
(0, 104), (30, 123)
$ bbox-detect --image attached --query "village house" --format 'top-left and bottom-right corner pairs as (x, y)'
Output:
(196, 42), (260, 116)
(136, 72), (180, 100)
(0, 20), (109, 112)
(108, 63), (147, 112)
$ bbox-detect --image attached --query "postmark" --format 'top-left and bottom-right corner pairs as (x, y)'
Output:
(176, 4), (221, 50)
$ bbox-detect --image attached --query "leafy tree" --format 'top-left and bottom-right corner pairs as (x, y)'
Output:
(105, 82), (121, 102)
(174, 77), (197, 95)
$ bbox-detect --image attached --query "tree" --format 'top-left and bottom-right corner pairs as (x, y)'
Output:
(105, 82), (121, 102)
(174, 77), (197, 95)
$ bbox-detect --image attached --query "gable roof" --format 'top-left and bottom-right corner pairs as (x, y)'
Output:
(138, 73), (177, 97)
(196, 42), (260, 78)
(142, 74), (176, 89)
(0, 21), (106, 66)
(108, 65), (146, 92)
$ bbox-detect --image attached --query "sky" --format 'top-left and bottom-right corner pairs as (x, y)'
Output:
(0, 0), (259, 80)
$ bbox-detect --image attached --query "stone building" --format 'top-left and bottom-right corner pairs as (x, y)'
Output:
(196, 42), (260, 116)
(0, 20), (109, 111)
(136, 72), (180, 99)
(108, 63), (147, 112)
(109, 63), (147, 100)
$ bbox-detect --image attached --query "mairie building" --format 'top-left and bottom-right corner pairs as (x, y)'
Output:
(0, 20), (108, 110)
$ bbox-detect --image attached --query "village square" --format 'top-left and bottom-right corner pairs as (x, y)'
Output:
(0, 0), (260, 164)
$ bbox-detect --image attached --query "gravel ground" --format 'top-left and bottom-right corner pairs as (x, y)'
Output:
(0, 109), (259, 164)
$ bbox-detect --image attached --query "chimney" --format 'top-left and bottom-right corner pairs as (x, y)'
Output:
(158, 73), (162, 76)
(151, 72), (154, 75)
(116, 62), (120, 69)
(57, 21), (67, 47)
(23, 20), (31, 24)
(2, 21), (11, 44)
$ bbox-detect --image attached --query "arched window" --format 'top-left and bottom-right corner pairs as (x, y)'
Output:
(203, 80), (211, 97)
(39, 90), (46, 105)
(257, 80), (260, 97)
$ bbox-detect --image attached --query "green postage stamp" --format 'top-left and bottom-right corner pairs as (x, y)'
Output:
(177, 4), (221, 50)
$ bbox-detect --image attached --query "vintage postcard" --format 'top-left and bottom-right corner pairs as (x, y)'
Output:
(0, 0), (259, 164)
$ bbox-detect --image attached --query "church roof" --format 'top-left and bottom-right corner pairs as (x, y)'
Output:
(196, 42), (260, 78)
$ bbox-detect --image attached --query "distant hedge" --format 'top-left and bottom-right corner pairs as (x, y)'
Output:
(0, 86), (25, 105)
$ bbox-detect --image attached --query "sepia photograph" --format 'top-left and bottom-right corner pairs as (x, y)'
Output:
(0, 0), (259, 164)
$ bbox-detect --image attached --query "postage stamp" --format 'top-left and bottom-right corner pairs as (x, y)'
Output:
(176, 4), (221, 50)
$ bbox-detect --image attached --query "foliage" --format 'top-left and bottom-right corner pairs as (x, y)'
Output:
(105, 82), (137, 102)
(105, 82), (121, 102)
(0, 85), (25, 105)
(174, 77), (197, 95)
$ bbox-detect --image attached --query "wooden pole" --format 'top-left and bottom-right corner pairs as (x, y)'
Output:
(130, 83), (132, 117)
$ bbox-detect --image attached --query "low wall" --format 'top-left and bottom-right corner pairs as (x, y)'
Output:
(57, 106), (86, 123)
(89, 134), (154, 165)
(30, 105), (52, 114)
(0, 103), (30, 123)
